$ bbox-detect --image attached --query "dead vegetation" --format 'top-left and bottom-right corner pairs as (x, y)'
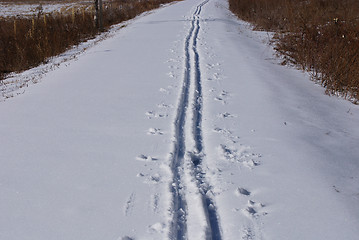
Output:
(229, 0), (359, 102)
(0, 0), (175, 80)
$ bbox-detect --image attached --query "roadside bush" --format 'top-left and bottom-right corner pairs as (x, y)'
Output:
(229, 0), (359, 102)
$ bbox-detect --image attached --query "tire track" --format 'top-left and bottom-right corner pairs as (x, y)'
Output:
(169, 0), (221, 239)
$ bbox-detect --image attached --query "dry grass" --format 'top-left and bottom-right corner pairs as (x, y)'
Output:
(229, 0), (359, 102)
(0, 0), (175, 80)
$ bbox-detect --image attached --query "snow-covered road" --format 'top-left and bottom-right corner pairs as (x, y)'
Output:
(1, 0), (359, 239)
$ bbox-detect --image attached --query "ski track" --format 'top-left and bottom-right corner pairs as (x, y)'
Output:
(169, 0), (221, 239)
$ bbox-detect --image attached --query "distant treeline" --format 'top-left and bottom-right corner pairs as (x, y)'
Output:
(0, 0), (175, 80)
(229, 0), (359, 102)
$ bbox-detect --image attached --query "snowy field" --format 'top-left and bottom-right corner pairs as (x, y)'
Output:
(1, 0), (359, 239)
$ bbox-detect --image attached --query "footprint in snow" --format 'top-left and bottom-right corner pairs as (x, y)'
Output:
(147, 128), (163, 135)
(148, 222), (166, 234)
(218, 144), (239, 162)
(235, 187), (251, 196)
(219, 90), (229, 97)
(209, 88), (215, 93)
(146, 111), (168, 119)
(159, 88), (170, 94)
(213, 72), (220, 80)
(213, 127), (232, 135)
(145, 173), (161, 184)
(243, 159), (260, 169)
(124, 193), (135, 217)
(120, 236), (134, 240)
(219, 144), (260, 168)
(157, 103), (173, 109)
(166, 58), (178, 63)
(206, 63), (218, 69)
(242, 200), (267, 218)
(151, 194), (160, 213)
(214, 96), (227, 104)
(136, 154), (158, 161)
(218, 112), (236, 118)
(241, 227), (255, 240)
(167, 72), (175, 78)
(213, 127), (239, 143)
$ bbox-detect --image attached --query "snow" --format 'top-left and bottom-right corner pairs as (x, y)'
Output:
(1, 0), (359, 239)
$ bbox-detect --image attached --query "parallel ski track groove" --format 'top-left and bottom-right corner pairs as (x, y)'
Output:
(169, 3), (197, 239)
(169, 0), (221, 239)
(191, 1), (222, 239)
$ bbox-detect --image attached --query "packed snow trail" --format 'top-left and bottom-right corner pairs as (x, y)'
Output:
(169, 0), (221, 239)
(1, 0), (359, 239)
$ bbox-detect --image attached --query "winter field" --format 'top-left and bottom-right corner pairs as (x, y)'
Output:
(1, 0), (359, 239)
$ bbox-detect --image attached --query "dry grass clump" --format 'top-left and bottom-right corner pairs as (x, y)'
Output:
(229, 0), (359, 102)
(0, 0), (174, 80)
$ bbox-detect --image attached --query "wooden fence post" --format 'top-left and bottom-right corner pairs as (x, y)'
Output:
(99, 0), (103, 31)
(94, 0), (99, 28)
